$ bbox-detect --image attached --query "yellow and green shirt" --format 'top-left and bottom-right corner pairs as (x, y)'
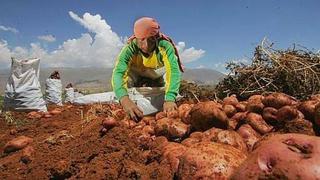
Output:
(112, 39), (181, 102)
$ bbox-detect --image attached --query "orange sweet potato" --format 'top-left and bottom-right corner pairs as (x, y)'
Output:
(190, 101), (228, 131)
(4, 136), (33, 153)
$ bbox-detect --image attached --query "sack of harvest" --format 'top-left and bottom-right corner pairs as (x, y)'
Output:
(4, 58), (47, 112)
(45, 71), (62, 105)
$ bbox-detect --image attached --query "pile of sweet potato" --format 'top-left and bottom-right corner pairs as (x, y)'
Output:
(97, 92), (320, 179)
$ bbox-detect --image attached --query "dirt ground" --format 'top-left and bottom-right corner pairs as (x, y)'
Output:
(0, 104), (173, 180)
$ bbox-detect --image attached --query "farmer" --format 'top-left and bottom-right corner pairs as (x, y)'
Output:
(112, 17), (184, 121)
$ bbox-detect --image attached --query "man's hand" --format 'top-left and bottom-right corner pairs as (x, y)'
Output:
(163, 101), (177, 113)
(120, 96), (143, 121)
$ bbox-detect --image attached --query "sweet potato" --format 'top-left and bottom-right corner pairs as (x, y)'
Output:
(178, 104), (193, 124)
(177, 142), (247, 179)
(167, 110), (179, 119)
(136, 133), (154, 149)
(50, 109), (62, 115)
(298, 100), (319, 121)
(43, 112), (53, 118)
(161, 142), (187, 173)
(119, 119), (137, 128)
(276, 105), (299, 122)
(246, 112), (273, 134)
(142, 125), (155, 136)
(223, 94), (239, 106)
(228, 112), (247, 130)
(168, 120), (190, 139)
(202, 128), (247, 152)
(237, 124), (261, 151)
(280, 118), (315, 135)
(154, 118), (171, 136)
(235, 102), (247, 112)
(4, 136), (33, 153)
(223, 104), (237, 118)
(297, 110), (305, 119)
(246, 95), (265, 113)
(248, 95), (264, 102)
(202, 127), (223, 138)
(155, 111), (167, 120)
(262, 107), (278, 125)
(315, 103), (320, 126)
(155, 118), (190, 139)
(102, 117), (118, 130)
(133, 121), (146, 130)
(141, 116), (156, 126)
(262, 92), (297, 109)
(231, 133), (320, 180)
(151, 136), (169, 149)
(181, 137), (201, 147)
(189, 131), (204, 140)
(190, 101), (228, 131)
(27, 111), (42, 119)
(215, 130), (247, 152)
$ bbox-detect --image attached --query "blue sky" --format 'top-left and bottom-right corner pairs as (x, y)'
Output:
(0, 0), (319, 72)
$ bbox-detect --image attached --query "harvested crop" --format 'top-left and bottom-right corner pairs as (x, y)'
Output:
(223, 104), (237, 118)
(262, 107), (278, 125)
(178, 142), (247, 179)
(223, 94), (239, 106)
(276, 105), (299, 122)
(298, 100), (319, 121)
(246, 113), (273, 134)
(4, 136), (33, 153)
(189, 101), (228, 131)
(237, 124), (261, 151)
(231, 133), (320, 180)
(102, 117), (118, 130)
(262, 93), (296, 109)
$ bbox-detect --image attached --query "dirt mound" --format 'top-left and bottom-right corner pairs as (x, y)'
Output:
(0, 105), (173, 179)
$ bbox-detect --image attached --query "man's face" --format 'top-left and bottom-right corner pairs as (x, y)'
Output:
(136, 36), (157, 55)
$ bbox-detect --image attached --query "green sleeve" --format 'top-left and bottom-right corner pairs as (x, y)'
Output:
(111, 42), (137, 100)
(159, 40), (181, 101)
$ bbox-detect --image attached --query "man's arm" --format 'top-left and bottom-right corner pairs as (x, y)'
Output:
(159, 40), (181, 102)
(111, 43), (136, 100)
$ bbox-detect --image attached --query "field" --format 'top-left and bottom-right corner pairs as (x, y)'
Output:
(0, 104), (174, 179)
(0, 91), (319, 179)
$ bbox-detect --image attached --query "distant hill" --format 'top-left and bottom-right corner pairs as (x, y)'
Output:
(182, 68), (225, 85)
(0, 67), (225, 94)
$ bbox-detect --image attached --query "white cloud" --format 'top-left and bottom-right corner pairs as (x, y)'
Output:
(0, 25), (18, 33)
(38, 35), (56, 42)
(231, 58), (249, 64)
(0, 12), (205, 69)
(176, 42), (205, 63)
(0, 40), (12, 68)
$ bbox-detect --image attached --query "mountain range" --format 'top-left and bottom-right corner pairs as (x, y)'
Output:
(0, 67), (225, 94)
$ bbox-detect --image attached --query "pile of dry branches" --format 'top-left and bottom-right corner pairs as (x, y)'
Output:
(215, 38), (320, 100)
(179, 80), (217, 103)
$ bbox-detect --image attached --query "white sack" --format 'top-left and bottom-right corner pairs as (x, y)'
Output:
(4, 58), (47, 112)
(45, 78), (62, 105)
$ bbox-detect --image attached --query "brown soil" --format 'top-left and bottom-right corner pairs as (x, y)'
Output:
(0, 104), (173, 180)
